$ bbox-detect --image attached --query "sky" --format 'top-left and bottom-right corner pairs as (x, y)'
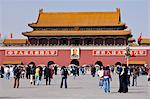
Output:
(0, 0), (150, 40)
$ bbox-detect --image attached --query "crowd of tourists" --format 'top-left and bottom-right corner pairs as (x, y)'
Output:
(0, 62), (149, 93)
(0, 61), (87, 89)
(96, 64), (149, 93)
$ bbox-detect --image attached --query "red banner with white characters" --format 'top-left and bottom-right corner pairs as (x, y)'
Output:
(5, 50), (58, 56)
(93, 50), (147, 56)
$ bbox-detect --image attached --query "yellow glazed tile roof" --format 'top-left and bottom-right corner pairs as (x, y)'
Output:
(140, 38), (150, 44)
(22, 30), (131, 36)
(30, 8), (125, 27)
(3, 39), (27, 44)
(128, 61), (146, 65)
(3, 61), (23, 65)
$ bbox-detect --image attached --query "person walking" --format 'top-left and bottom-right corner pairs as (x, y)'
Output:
(44, 62), (53, 85)
(9, 66), (14, 78)
(29, 62), (36, 85)
(13, 66), (22, 88)
(97, 67), (104, 88)
(44, 65), (51, 85)
(26, 65), (31, 79)
(54, 65), (58, 75)
(39, 66), (43, 84)
(132, 67), (138, 86)
(127, 66), (131, 86)
(60, 66), (69, 88)
(118, 64), (128, 93)
(103, 66), (111, 93)
(35, 66), (40, 85)
(0, 66), (4, 78)
(5, 66), (10, 80)
(117, 65), (123, 92)
(72, 66), (77, 79)
(0, 66), (3, 78)
(91, 66), (96, 77)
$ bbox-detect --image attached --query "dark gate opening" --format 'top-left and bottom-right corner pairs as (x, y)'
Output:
(70, 59), (79, 66)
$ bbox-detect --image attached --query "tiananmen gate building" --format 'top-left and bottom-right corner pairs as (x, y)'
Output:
(0, 8), (150, 67)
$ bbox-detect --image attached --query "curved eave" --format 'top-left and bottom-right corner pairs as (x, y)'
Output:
(140, 38), (150, 44)
(22, 30), (131, 37)
(3, 39), (27, 44)
(29, 23), (126, 27)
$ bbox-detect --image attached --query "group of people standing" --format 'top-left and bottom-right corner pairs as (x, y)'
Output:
(0, 61), (66, 88)
(0, 62), (149, 92)
(25, 62), (59, 86)
(96, 64), (144, 93)
(97, 66), (112, 93)
(23, 62), (69, 88)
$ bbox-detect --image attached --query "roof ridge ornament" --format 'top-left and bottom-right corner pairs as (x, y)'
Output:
(116, 8), (121, 23)
(39, 8), (43, 13)
(116, 8), (120, 13)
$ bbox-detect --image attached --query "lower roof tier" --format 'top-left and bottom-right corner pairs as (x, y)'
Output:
(140, 38), (150, 44)
(22, 30), (131, 37)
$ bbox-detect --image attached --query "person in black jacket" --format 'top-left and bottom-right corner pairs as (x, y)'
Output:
(60, 66), (69, 88)
(44, 66), (51, 85)
(118, 64), (128, 93)
(0, 66), (4, 78)
(54, 65), (58, 75)
(29, 62), (36, 85)
(26, 65), (30, 79)
(13, 66), (22, 88)
(39, 66), (43, 83)
(44, 62), (54, 85)
(91, 66), (96, 77)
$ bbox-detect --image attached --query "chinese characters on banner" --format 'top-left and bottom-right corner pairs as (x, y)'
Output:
(93, 50), (146, 56)
(5, 50), (58, 56)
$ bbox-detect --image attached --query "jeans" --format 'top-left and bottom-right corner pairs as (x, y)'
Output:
(35, 75), (40, 85)
(103, 78), (110, 93)
(60, 77), (67, 88)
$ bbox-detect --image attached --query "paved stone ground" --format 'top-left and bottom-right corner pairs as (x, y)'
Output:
(0, 74), (149, 99)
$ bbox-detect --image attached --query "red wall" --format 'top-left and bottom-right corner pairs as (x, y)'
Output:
(0, 49), (150, 66)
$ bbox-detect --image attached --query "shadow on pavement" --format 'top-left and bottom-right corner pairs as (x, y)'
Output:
(0, 97), (23, 99)
(67, 87), (83, 89)
(110, 91), (146, 94)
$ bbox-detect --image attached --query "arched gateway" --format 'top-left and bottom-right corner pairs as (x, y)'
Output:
(95, 61), (103, 66)
(70, 59), (79, 66)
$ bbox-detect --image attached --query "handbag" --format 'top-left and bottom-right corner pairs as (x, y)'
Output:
(100, 77), (104, 80)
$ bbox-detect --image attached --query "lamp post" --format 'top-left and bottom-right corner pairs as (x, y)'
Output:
(125, 45), (131, 66)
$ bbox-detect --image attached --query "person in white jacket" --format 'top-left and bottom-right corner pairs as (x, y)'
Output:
(4, 66), (10, 80)
(97, 67), (104, 88)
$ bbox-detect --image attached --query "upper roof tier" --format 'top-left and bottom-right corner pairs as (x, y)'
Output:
(29, 8), (125, 27)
